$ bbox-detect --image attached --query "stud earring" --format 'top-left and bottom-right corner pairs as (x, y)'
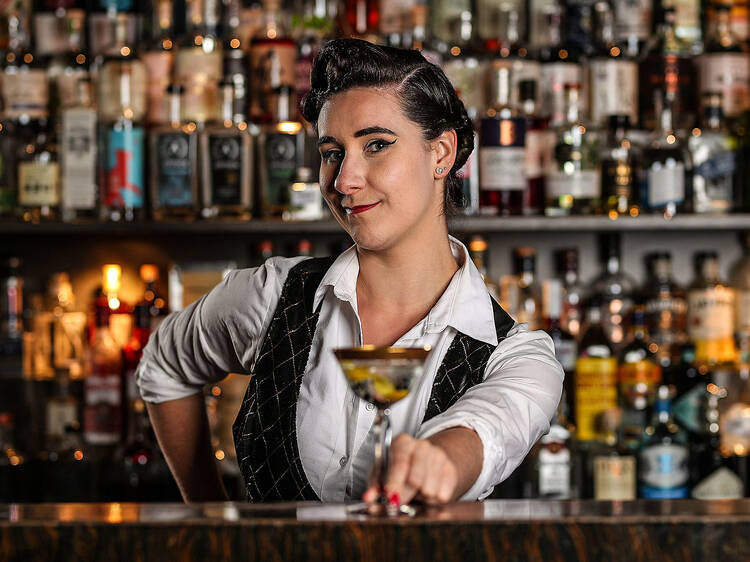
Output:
(436, 167), (446, 174)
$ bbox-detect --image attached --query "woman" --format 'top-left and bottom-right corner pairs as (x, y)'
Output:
(137, 38), (563, 505)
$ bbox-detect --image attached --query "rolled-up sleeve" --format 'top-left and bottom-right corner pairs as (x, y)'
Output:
(416, 324), (564, 500)
(136, 257), (306, 403)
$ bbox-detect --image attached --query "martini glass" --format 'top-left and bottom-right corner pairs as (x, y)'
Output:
(334, 345), (431, 516)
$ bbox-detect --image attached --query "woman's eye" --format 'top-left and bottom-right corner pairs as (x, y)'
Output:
(366, 139), (395, 153)
(321, 149), (342, 164)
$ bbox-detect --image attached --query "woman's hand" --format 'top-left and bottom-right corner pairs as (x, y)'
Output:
(362, 427), (483, 506)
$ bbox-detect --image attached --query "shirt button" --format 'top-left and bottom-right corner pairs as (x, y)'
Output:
(339, 456), (348, 467)
(366, 403), (375, 411)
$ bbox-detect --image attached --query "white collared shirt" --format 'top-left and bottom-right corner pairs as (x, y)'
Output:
(136, 236), (564, 501)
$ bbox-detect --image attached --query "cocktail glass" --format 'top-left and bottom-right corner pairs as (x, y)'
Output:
(333, 345), (431, 516)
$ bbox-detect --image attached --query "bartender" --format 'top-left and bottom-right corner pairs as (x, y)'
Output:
(136, 38), (563, 506)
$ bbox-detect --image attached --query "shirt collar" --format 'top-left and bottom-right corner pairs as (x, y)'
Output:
(314, 236), (498, 346)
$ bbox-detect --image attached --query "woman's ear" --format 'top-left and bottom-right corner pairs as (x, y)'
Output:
(432, 129), (458, 179)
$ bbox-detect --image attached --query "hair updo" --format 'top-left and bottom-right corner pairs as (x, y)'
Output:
(301, 38), (474, 215)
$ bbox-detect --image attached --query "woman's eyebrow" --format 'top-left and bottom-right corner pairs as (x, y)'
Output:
(354, 126), (397, 138)
(318, 135), (339, 146)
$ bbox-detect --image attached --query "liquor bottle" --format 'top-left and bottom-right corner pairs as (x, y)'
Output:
(618, 305), (662, 451)
(590, 430), (637, 500)
(60, 77), (97, 222)
(542, 278), (577, 379)
(32, 0), (85, 58)
(342, 0), (380, 39)
(44, 370), (79, 457)
(544, 84), (601, 216)
(697, 2), (750, 123)
(563, 0), (598, 56)
(666, 0), (702, 52)
(406, 4), (441, 65)
(83, 305), (122, 450)
(141, 0), (175, 126)
(249, 0), (297, 124)
(174, 0), (223, 124)
(528, 0), (559, 52)
(223, 35), (249, 127)
(588, 1), (638, 129)
(555, 247), (584, 339)
(121, 303), (150, 442)
(100, 63), (146, 222)
(0, 257), (23, 358)
(87, 0), (140, 59)
(638, 6), (697, 131)
(468, 235), (500, 301)
(574, 297), (618, 445)
(138, 264), (168, 330)
(293, 0), (336, 112)
(1, 20), (49, 124)
(149, 84), (199, 220)
(478, 65), (526, 216)
(638, 384), (690, 499)
(477, 0), (525, 49)
(538, 8), (583, 128)
(731, 233), (750, 370)
(501, 247), (542, 330)
(600, 115), (638, 218)
(642, 90), (690, 218)
(667, 343), (710, 437)
(200, 81), (253, 220)
(284, 167), (324, 221)
(428, 0), (472, 55)
(519, 80), (549, 216)
(613, 0), (651, 56)
(691, 389), (744, 499)
(0, 117), (15, 217)
(16, 118), (60, 223)
(533, 422), (573, 499)
(642, 252), (688, 368)
(119, 396), (157, 497)
(705, 0), (750, 44)
(714, 366), (750, 473)
(590, 233), (636, 351)
(688, 251), (737, 368)
(689, 93), (737, 214)
(0, 413), (23, 467)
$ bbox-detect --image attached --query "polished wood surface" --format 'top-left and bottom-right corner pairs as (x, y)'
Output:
(2, 500), (750, 561)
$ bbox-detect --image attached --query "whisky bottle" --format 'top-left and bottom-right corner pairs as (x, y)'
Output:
(478, 65), (526, 216)
(519, 80), (549, 216)
(468, 235), (499, 301)
(16, 118), (60, 223)
(101, 63), (146, 222)
(1, 19), (49, 124)
(141, 0), (175, 126)
(600, 115), (638, 218)
(60, 77), (97, 222)
(501, 247), (542, 331)
(555, 247), (584, 339)
(149, 84), (199, 220)
(688, 251), (736, 368)
(200, 81), (253, 220)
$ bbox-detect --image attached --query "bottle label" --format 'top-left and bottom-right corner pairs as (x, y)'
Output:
(288, 183), (324, 220)
(698, 53), (750, 117)
(614, 0), (652, 40)
(46, 400), (78, 440)
(18, 162), (60, 206)
(721, 401), (750, 454)
(619, 360), (662, 385)
(2, 69), (49, 120)
(602, 157), (634, 201)
(478, 147), (526, 191)
(249, 41), (297, 120)
(538, 447), (571, 498)
(594, 455), (636, 500)
(574, 357), (618, 442)
(174, 48), (223, 123)
(673, 384), (707, 434)
(106, 127), (145, 209)
(647, 160), (685, 207)
(554, 338), (578, 373)
(262, 132), (297, 209)
(688, 287), (735, 341)
(55, 68), (88, 110)
(693, 149), (736, 213)
(692, 466), (744, 499)
(639, 443), (689, 495)
(96, 60), (147, 123)
(83, 371), (121, 444)
(737, 290), (750, 333)
(156, 132), (195, 207)
(589, 59), (638, 126)
(646, 296), (688, 339)
(33, 10), (85, 56)
(62, 107), (97, 211)
(546, 169), (601, 198)
(142, 50), (174, 126)
(88, 13), (138, 57)
(209, 135), (244, 205)
(540, 63), (583, 126)
(524, 130), (554, 180)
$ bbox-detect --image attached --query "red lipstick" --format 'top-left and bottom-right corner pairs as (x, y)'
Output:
(348, 202), (380, 215)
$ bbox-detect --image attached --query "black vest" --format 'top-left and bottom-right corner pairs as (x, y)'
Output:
(232, 257), (515, 502)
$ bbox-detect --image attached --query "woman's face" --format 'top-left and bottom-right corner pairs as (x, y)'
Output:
(317, 87), (446, 252)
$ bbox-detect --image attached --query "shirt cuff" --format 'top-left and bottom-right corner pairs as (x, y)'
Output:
(415, 415), (502, 501)
(135, 360), (205, 404)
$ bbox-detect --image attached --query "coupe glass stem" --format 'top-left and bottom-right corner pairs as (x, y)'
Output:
(373, 408), (392, 506)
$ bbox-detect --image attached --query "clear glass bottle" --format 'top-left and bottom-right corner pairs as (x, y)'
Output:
(555, 247), (585, 339)
(519, 79), (549, 216)
(613, 0), (651, 56)
(638, 384), (690, 499)
(542, 278), (577, 378)
(100, 63), (146, 222)
(730, 233), (750, 370)
(600, 114), (639, 218)
(642, 251), (688, 368)
(16, 118), (60, 223)
(45, 370), (79, 457)
(688, 251), (737, 368)
(501, 247), (542, 330)
(642, 90), (691, 218)
(468, 235), (499, 301)
(689, 92), (736, 215)
(544, 83), (601, 216)
(534, 423), (573, 499)
(588, 1), (638, 129)
(149, 84), (199, 220)
(284, 167), (324, 221)
(591, 233), (636, 352)
(618, 305), (662, 452)
(478, 65), (527, 216)
(141, 0), (175, 127)
(60, 76), (98, 222)
(200, 81), (253, 220)
(697, 2), (750, 123)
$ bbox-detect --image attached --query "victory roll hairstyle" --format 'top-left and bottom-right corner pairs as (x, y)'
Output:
(301, 38), (475, 215)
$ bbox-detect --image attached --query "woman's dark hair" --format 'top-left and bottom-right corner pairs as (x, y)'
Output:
(301, 38), (474, 216)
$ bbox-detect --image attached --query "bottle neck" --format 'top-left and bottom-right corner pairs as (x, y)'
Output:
(168, 92), (181, 126)
(565, 92), (581, 125)
(656, 400), (671, 424)
(220, 85), (234, 124)
(715, 10), (735, 48)
(606, 256), (621, 275)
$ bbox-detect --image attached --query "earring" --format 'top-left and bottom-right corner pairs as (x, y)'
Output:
(436, 167), (446, 174)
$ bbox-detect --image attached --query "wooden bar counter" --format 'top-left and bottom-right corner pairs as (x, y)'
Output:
(2, 499), (750, 561)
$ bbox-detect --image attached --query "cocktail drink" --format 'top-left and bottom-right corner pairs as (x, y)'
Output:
(333, 346), (431, 516)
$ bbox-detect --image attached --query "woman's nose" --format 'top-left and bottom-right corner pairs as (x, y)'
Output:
(333, 154), (364, 195)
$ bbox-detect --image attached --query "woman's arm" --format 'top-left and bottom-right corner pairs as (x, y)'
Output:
(146, 393), (229, 502)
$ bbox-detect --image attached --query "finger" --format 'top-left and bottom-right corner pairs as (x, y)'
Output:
(384, 434), (417, 501)
(436, 460), (459, 503)
(416, 446), (446, 502)
(362, 486), (378, 503)
(404, 441), (437, 501)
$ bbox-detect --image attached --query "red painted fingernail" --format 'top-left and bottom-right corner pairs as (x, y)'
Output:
(388, 492), (400, 507)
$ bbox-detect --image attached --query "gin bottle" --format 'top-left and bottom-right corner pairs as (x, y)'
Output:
(16, 118), (60, 223)
(200, 81), (253, 220)
(149, 84), (199, 220)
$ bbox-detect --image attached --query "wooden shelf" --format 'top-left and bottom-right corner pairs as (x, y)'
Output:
(4, 214), (750, 235)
